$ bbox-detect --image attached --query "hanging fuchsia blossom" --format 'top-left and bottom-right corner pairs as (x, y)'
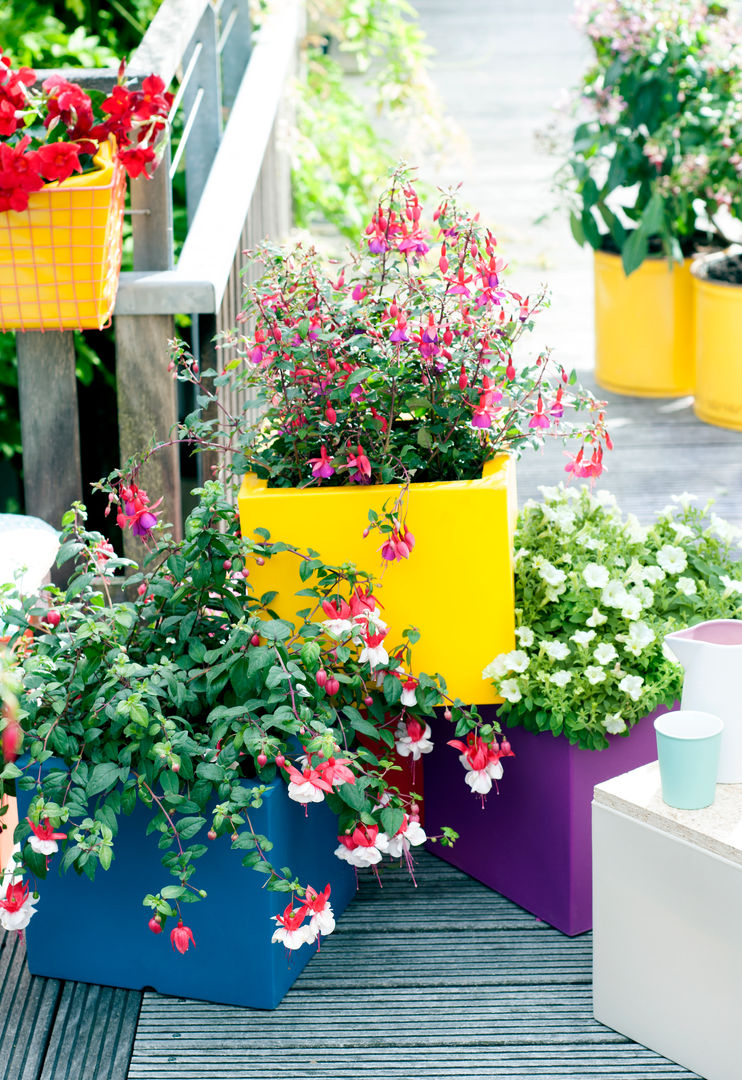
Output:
(0, 878), (38, 932)
(27, 818), (66, 856)
(303, 884), (336, 937)
(170, 920), (196, 954)
(395, 717), (434, 760)
(448, 732), (514, 800)
(309, 446), (335, 480)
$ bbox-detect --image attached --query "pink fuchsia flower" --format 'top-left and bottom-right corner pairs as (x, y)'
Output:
(309, 446), (335, 480)
(528, 396), (550, 430)
(27, 818), (67, 857)
(380, 527), (415, 562)
(271, 900), (317, 950)
(317, 755), (356, 788)
(284, 762), (333, 804)
(389, 315), (410, 343)
(377, 814), (427, 859)
(116, 482), (161, 540)
(303, 884), (336, 937)
(359, 629), (389, 670)
(0, 879), (38, 932)
(550, 386), (565, 419)
(334, 823), (385, 867)
(341, 444), (372, 483)
(448, 733), (508, 798)
(394, 717), (433, 761)
(170, 920), (196, 954)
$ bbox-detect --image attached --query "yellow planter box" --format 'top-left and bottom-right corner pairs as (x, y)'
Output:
(691, 254), (742, 431)
(238, 457), (517, 705)
(0, 795), (18, 873)
(594, 251), (694, 397)
(0, 139), (125, 332)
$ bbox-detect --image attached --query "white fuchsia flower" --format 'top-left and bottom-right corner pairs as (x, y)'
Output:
(448, 734), (505, 797)
(303, 884), (336, 938)
(322, 618), (359, 640)
(586, 607), (608, 627)
(284, 763), (332, 804)
(677, 576), (697, 596)
(571, 629), (596, 647)
(394, 718), (433, 761)
(334, 823), (385, 867)
(271, 901), (317, 950)
(359, 630), (389, 670)
(377, 816), (427, 859)
(0, 878), (38, 932)
(542, 640), (570, 661)
(585, 665), (606, 685)
(27, 818), (67, 857)
(603, 712), (627, 735)
(515, 626), (535, 648)
(594, 642), (618, 665)
(618, 674), (644, 701)
(400, 678), (418, 707)
(550, 670), (572, 687)
(583, 563), (609, 589)
(656, 545), (688, 575)
(499, 679), (522, 703)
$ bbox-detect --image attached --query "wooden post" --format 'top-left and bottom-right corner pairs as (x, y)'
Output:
(16, 331), (82, 530)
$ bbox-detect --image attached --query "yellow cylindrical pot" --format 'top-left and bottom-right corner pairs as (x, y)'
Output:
(0, 138), (126, 332)
(594, 251), (694, 397)
(691, 253), (742, 431)
(238, 457), (517, 705)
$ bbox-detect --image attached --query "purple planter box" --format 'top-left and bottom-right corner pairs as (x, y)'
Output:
(424, 703), (672, 936)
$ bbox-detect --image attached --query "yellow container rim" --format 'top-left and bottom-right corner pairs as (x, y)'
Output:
(690, 250), (742, 292)
(593, 249), (687, 275)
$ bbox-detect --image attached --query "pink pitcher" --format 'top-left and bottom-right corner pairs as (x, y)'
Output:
(665, 619), (742, 783)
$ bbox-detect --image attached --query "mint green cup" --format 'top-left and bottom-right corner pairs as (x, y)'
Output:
(654, 710), (723, 810)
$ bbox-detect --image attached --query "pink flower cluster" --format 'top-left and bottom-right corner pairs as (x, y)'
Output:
(271, 883), (336, 950)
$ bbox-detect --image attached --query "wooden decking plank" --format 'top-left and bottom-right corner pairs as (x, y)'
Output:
(0, 934), (61, 1080)
(126, 852), (698, 1080)
(38, 981), (141, 1080)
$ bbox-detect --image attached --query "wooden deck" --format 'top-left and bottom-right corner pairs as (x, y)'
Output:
(1, 855), (699, 1080)
(1, 0), (739, 1076)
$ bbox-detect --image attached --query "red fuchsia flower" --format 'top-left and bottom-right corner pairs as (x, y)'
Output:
(316, 755), (356, 788)
(389, 314), (409, 343)
(416, 314), (441, 361)
(283, 762), (334, 805)
(26, 818), (67, 857)
(448, 732), (509, 799)
(351, 282), (368, 301)
(271, 900), (316, 950)
(170, 920), (196, 954)
(303, 884), (335, 937)
(341, 444), (372, 484)
(334, 823), (385, 867)
(448, 266), (473, 296)
(34, 142), (82, 183)
(0, 878), (38, 932)
(400, 677), (418, 707)
(528, 396), (550, 430)
(565, 444), (605, 479)
(308, 446), (335, 480)
(116, 483), (161, 540)
(394, 717), (434, 761)
(249, 325), (268, 364)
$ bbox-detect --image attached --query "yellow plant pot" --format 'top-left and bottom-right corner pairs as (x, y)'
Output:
(0, 795), (18, 873)
(238, 457), (517, 705)
(594, 251), (694, 397)
(691, 254), (742, 431)
(0, 139), (126, 332)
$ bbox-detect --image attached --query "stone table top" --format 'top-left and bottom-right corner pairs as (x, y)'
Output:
(594, 762), (742, 866)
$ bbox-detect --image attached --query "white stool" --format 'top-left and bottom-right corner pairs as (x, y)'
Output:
(593, 762), (742, 1080)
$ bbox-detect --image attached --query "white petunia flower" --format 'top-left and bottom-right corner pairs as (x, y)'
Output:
(586, 607), (608, 628)
(669, 521), (694, 541)
(505, 650), (530, 673)
(625, 515), (648, 543)
(620, 595), (643, 621)
(585, 665), (606, 685)
(594, 642), (618, 665)
(542, 640), (570, 661)
(671, 492), (697, 509)
(583, 563), (609, 589)
(677, 577), (697, 596)
(550, 670), (572, 688)
(621, 620), (655, 656)
(499, 679), (522, 703)
(711, 513), (740, 544)
(618, 674), (644, 701)
(656, 545), (688, 575)
(603, 712), (627, 735)
(601, 581), (628, 608)
(721, 575), (742, 597)
(571, 629), (596, 647)
(515, 626), (535, 648)
(643, 565), (665, 584)
(482, 653), (511, 680)
(536, 560), (567, 588)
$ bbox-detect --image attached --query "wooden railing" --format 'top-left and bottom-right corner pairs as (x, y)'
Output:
(15, 0), (301, 539)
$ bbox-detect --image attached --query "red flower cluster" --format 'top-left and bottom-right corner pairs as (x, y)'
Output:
(115, 481), (162, 539)
(0, 56), (172, 213)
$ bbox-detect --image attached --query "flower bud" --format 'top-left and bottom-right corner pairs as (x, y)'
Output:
(257, 752), (268, 767)
(316, 669), (328, 688)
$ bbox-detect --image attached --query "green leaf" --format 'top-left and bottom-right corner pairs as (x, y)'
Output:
(86, 762), (121, 798)
(380, 807), (405, 837)
(259, 619), (293, 642)
(383, 674), (402, 706)
(621, 226), (649, 276)
(416, 427), (433, 449)
(569, 211), (586, 247)
(338, 782), (368, 812)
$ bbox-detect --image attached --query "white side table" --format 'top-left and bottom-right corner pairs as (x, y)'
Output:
(593, 761), (742, 1080)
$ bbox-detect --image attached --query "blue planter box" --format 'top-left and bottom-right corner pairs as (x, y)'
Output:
(15, 766), (356, 1008)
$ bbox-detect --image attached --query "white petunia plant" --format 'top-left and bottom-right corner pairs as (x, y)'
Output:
(484, 486), (742, 750)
